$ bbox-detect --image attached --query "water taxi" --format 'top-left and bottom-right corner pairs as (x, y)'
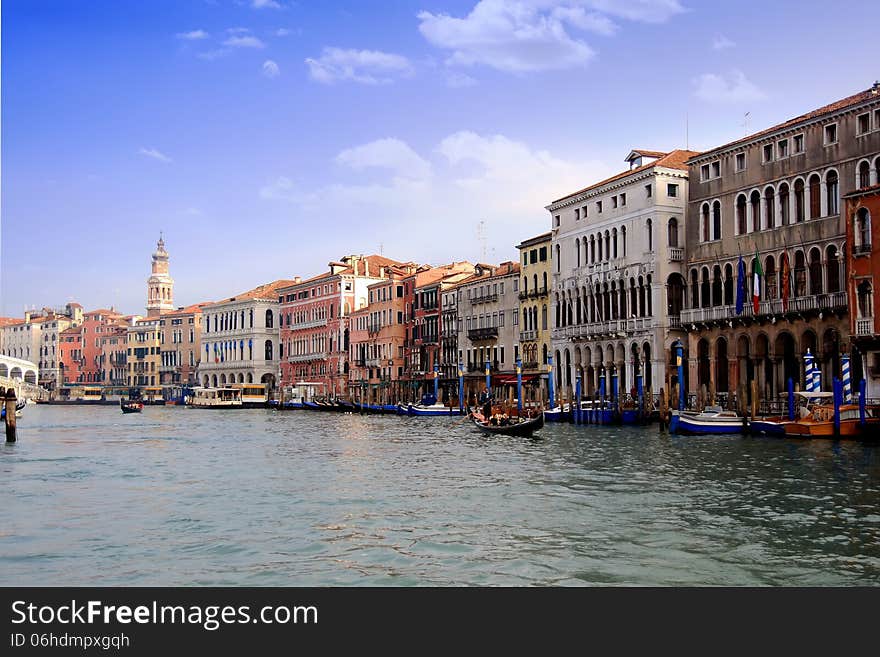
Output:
(231, 383), (269, 408)
(670, 406), (747, 435)
(141, 386), (166, 405)
(188, 387), (243, 408)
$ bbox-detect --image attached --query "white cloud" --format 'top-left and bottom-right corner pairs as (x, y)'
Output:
(227, 27), (252, 35)
(275, 28), (292, 36)
(176, 29), (209, 40)
(259, 131), (612, 262)
(224, 35), (266, 49)
(693, 70), (767, 103)
(197, 49), (230, 61)
(138, 148), (172, 163)
(418, 0), (684, 73)
(262, 59), (280, 78)
(336, 138), (432, 181)
(305, 48), (414, 84)
(712, 34), (735, 50)
(252, 0), (282, 9)
(446, 72), (478, 88)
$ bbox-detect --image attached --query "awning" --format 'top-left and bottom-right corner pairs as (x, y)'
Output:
(493, 374), (539, 385)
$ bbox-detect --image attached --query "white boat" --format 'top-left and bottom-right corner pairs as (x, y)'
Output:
(670, 405), (746, 435)
(188, 387), (243, 408)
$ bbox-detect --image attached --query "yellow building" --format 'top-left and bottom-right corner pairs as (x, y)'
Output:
(127, 318), (161, 388)
(516, 232), (552, 401)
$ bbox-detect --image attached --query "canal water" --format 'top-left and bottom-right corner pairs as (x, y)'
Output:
(2, 405), (879, 586)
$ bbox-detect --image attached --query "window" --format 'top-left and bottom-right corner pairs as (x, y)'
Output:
(712, 201), (722, 240)
(583, 205), (588, 218)
(575, 208), (580, 220)
(763, 144), (774, 162)
(539, 246), (547, 261)
(645, 184), (652, 198)
(612, 196), (618, 209)
(736, 194), (747, 235)
(826, 171), (839, 215)
(667, 184), (678, 198)
(554, 215), (560, 227)
(668, 218), (679, 247)
(793, 134), (804, 153)
(857, 113), (870, 135)
(824, 123), (837, 145)
(597, 200), (603, 213)
(777, 139), (789, 158)
(711, 162), (720, 178)
(620, 193), (626, 206)
(701, 164), (710, 181)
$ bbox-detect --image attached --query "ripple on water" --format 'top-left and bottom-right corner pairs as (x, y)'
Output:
(2, 405), (880, 585)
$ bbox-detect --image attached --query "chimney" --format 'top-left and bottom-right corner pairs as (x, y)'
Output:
(364, 258), (370, 277)
(873, 80), (880, 95)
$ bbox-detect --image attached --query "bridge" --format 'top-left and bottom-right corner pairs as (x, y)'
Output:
(0, 354), (46, 400)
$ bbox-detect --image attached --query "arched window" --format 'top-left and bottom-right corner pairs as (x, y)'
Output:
(712, 201), (721, 240)
(826, 170), (839, 216)
(533, 274), (538, 292)
(555, 244), (561, 272)
(542, 305), (547, 330)
(700, 267), (710, 308)
(690, 270), (699, 309)
(808, 248), (822, 295)
(667, 273), (685, 317)
(764, 187), (775, 229)
(724, 263), (734, 305)
(750, 190), (761, 231)
(612, 228), (618, 258)
(523, 276), (528, 293)
(859, 161), (871, 188)
(794, 179), (805, 222)
(265, 309), (274, 328)
(542, 272), (548, 292)
(856, 208), (871, 251)
(765, 256), (777, 299)
(857, 281), (873, 319)
(604, 231), (611, 259)
(701, 203), (710, 242)
(621, 226), (627, 256)
(826, 245), (840, 293)
(794, 251), (806, 296)
(779, 182), (790, 226)
(646, 219), (653, 252)
(736, 194), (747, 234)
(589, 235), (595, 263)
(808, 173), (821, 219)
(712, 266), (722, 306)
(668, 217), (679, 247)
(575, 238), (581, 267)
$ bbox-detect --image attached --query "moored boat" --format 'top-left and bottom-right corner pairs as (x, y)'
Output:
(404, 402), (462, 416)
(188, 387), (243, 408)
(670, 406), (747, 435)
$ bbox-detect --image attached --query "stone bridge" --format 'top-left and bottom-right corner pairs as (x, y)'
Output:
(0, 354), (46, 400)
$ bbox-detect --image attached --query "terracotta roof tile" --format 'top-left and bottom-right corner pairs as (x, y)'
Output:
(552, 149), (701, 204)
(207, 280), (298, 306)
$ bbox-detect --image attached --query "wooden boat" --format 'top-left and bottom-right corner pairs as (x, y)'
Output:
(670, 406), (747, 435)
(470, 408), (544, 437)
(120, 399), (144, 413)
(781, 392), (880, 438)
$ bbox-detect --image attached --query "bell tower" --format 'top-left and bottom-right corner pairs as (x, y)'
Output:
(146, 233), (174, 317)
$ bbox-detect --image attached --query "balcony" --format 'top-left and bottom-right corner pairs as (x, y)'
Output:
(519, 330), (537, 342)
(669, 247), (683, 262)
(522, 361), (539, 370)
(289, 318), (327, 331)
(471, 293), (498, 304)
(856, 317), (875, 336)
(669, 315), (682, 330)
(468, 327), (498, 341)
(286, 352), (327, 363)
(367, 322), (382, 335)
(854, 243), (872, 256)
(679, 291), (847, 325)
(365, 358), (385, 368)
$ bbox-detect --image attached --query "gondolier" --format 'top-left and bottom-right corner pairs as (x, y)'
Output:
(478, 385), (493, 418)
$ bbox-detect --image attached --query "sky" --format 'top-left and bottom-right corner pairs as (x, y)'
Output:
(3, 0), (880, 317)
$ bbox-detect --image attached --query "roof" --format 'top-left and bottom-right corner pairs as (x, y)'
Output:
(447, 261), (521, 289)
(84, 308), (124, 318)
(412, 262), (475, 289)
(162, 302), (210, 316)
(207, 280), (298, 307)
(516, 231), (553, 249)
(60, 326), (82, 336)
(552, 149), (701, 204)
(690, 85), (880, 162)
(844, 183), (880, 199)
(0, 317), (23, 327)
(280, 254), (407, 291)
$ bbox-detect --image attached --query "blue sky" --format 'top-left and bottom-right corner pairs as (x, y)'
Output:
(3, 0), (879, 316)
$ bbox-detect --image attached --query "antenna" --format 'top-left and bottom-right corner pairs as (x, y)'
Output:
(476, 220), (487, 262)
(741, 111), (751, 137)
(379, 242), (384, 255)
(686, 111), (689, 150)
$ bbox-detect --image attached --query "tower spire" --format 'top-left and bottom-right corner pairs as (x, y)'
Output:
(146, 235), (174, 317)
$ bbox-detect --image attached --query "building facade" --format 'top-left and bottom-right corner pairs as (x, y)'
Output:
(59, 325), (84, 384)
(547, 149), (697, 400)
(127, 318), (161, 387)
(158, 304), (207, 386)
(683, 86), (880, 401)
(516, 232), (552, 401)
(199, 281), (294, 390)
(79, 309), (126, 383)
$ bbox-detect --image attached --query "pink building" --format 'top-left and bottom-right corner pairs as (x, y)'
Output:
(58, 326), (83, 384)
(279, 254), (404, 397)
(79, 309), (126, 383)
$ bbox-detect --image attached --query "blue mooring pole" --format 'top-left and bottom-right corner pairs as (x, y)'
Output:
(636, 371), (644, 420)
(516, 359), (523, 413)
(611, 366), (619, 412)
(674, 340), (685, 411)
(574, 374), (582, 424)
(859, 378), (867, 426)
(485, 360), (491, 396)
(458, 362), (464, 414)
(433, 364), (439, 403)
(787, 377), (795, 421)
(599, 369), (606, 424)
(547, 355), (556, 410)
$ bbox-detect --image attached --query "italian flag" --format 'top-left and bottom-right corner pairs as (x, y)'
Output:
(752, 249), (763, 314)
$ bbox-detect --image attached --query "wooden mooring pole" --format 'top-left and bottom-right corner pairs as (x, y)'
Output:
(5, 387), (18, 443)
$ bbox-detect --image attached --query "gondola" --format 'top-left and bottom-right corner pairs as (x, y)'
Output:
(470, 409), (544, 437)
(1, 399), (27, 419)
(120, 398), (144, 414)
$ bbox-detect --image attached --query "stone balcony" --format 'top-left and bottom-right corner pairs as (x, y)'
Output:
(669, 247), (683, 262)
(519, 329), (537, 342)
(468, 327), (498, 341)
(856, 317), (875, 336)
(201, 358), (278, 370)
(288, 318), (327, 331)
(679, 291), (847, 326)
(551, 317), (657, 341)
(287, 352), (327, 363)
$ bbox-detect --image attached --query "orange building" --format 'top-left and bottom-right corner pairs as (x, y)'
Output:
(79, 309), (126, 383)
(58, 326), (83, 384)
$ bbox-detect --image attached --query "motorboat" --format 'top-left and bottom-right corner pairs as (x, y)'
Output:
(670, 406), (747, 435)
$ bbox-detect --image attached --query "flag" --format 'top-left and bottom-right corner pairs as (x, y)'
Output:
(735, 255), (746, 315)
(752, 249), (763, 314)
(781, 250), (791, 312)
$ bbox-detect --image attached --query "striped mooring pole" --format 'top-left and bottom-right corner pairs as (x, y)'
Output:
(841, 353), (852, 403)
